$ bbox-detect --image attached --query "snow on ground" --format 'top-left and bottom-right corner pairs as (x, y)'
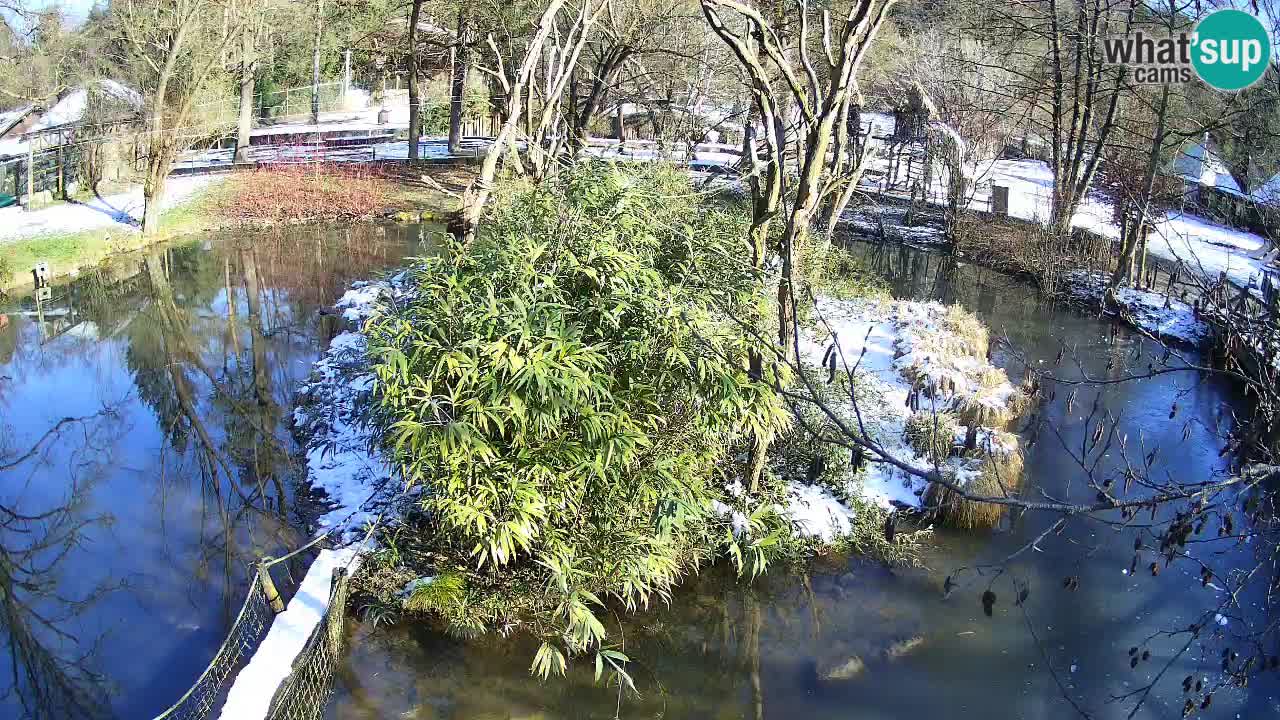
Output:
(292, 279), (405, 540)
(962, 159), (1272, 289)
(215, 545), (365, 720)
(780, 297), (1024, 539)
(0, 174), (223, 245)
(1061, 271), (1210, 346)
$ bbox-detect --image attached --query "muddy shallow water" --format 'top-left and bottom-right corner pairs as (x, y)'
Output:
(323, 241), (1277, 720)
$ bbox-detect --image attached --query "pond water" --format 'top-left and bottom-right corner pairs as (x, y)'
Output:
(322, 240), (1278, 720)
(3, 227), (1273, 720)
(0, 223), (436, 720)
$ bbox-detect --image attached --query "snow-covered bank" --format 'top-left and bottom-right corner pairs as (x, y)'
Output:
(1061, 271), (1210, 346)
(215, 280), (404, 720)
(0, 174), (223, 245)
(782, 298), (1027, 537)
(962, 159), (1273, 290)
(293, 279), (407, 541)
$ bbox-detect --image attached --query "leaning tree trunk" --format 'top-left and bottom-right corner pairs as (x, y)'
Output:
(454, 0), (567, 244)
(407, 0), (424, 160)
(447, 8), (470, 155)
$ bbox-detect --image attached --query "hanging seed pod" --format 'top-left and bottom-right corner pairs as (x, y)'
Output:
(1131, 656), (1140, 669)
(981, 590), (996, 617)
(1169, 401), (1178, 419)
(1150, 562), (1161, 577)
(1142, 650), (1150, 661)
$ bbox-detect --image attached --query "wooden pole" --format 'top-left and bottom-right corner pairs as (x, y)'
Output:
(258, 560), (285, 613)
(27, 143), (34, 208)
(326, 568), (349, 652)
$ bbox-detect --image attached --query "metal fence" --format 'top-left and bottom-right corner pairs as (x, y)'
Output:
(192, 82), (348, 128)
(0, 145), (85, 201)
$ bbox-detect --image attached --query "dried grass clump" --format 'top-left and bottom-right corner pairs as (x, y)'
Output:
(942, 305), (989, 358)
(904, 411), (960, 464)
(953, 367), (1030, 429)
(924, 444), (1025, 530)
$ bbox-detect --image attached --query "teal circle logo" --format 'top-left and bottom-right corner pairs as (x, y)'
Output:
(1192, 9), (1272, 91)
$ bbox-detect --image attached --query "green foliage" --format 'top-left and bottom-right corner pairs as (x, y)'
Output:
(404, 571), (466, 614)
(366, 163), (791, 672)
(801, 242), (891, 302)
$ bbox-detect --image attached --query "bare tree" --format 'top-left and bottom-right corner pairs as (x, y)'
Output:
(109, 0), (241, 236)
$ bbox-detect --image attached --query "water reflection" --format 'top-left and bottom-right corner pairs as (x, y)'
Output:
(324, 240), (1277, 720)
(0, 223), (432, 719)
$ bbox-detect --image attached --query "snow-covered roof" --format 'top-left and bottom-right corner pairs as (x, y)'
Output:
(1252, 171), (1280, 206)
(1170, 137), (1243, 195)
(27, 79), (142, 134)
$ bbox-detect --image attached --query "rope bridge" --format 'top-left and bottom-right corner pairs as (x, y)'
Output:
(150, 534), (355, 720)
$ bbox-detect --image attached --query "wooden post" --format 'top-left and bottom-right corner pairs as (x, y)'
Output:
(258, 560), (285, 613)
(326, 568), (349, 652)
(26, 144), (34, 208)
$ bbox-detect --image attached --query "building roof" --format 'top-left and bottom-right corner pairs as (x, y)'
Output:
(1170, 136), (1244, 196)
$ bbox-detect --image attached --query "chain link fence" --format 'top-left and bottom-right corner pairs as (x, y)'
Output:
(264, 568), (352, 720)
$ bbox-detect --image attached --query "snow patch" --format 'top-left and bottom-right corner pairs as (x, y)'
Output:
(293, 280), (405, 541)
(1061, 271), (1210, 346)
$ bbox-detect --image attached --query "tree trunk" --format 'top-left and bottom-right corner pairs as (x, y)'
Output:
(234, 23), (256, 165)
(447, 8), (470, 155)
(407, 0), (423, 160)
(1108, 83), (1170, 301)
(142, 135), (171, 237)
(310, 0), (323, 126)
(455, 0), (567, 244)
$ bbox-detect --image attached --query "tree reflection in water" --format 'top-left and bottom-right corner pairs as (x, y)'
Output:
(0, 410), (122, 720)
(0, 222), (433, 719)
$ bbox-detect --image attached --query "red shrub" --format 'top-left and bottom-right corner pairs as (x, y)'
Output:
(219, 161), (398, 223)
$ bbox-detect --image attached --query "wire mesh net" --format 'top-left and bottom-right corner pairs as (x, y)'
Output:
(149, 562), (353, 720)
(264, 569), (351, 720)
(151, 580), (273, 720)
